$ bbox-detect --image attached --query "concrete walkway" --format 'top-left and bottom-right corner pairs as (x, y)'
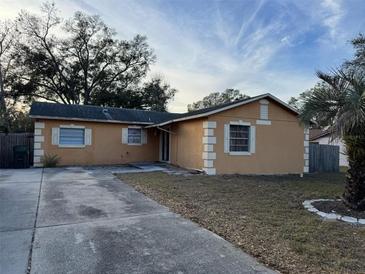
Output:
(0, 167), (276, 274)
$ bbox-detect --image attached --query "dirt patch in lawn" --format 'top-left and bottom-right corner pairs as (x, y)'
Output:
(312, 200), (365, 219)
(116, 172), (365, 274)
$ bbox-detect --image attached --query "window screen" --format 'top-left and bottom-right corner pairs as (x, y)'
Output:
(59, 128), (85, 145)
(229, 125), (250, 152)
(128, 128), (142, 144)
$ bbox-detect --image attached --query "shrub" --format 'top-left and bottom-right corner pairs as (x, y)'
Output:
(42, 153), (60, 167)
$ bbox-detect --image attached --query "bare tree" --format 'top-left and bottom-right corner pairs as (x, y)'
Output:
(0, 20), (17, 132)
(13, 3), (156, 106)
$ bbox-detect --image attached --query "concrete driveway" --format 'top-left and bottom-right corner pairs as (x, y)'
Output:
(0, 167), (275, 274)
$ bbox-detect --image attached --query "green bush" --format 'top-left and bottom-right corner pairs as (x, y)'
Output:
(42, 153), (60, 167)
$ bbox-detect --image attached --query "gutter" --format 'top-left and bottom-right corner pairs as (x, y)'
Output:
(157, 126), (176, 134)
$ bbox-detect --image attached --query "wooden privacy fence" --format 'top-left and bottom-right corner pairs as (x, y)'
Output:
(309, 143), (339, 173)
(0, 133), (34, 168)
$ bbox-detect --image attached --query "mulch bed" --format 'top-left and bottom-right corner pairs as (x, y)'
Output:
(312, 200), (365, 219)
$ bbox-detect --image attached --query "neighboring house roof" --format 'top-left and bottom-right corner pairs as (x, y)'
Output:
(309, 129), (330, 141)
(29, 93), (299, 126)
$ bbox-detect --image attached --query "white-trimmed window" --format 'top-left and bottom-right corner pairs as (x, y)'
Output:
(224, 121), (255, 155)
(128, 128), (142, 144)
(52, 126), (92, 148)
(59, 128), (85, 146)
(122, 127), (147, 145)
(229, 125), (250, 152)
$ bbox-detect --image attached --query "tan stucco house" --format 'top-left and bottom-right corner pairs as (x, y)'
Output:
(29, 93), (309, 175)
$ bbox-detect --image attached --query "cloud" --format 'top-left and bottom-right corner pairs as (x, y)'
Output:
(321, 0), (345, 40)
(70, 0), (101, 15)
(233, 0), (266, 47)
(0, 0), (362, 113)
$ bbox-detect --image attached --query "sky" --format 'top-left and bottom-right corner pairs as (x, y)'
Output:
(1, 0), (365, 112)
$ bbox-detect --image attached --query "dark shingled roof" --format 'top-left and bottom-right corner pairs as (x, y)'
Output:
(29, 102), (183, 124)
(179, 95), (261, 118)
(29, 96), (257, 124)
(30, 94), (292, 125)
(309, 129), (330, 141)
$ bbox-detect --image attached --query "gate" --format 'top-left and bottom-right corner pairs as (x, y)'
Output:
(309, 143), (339, 173)
(0, 133), (34, 168)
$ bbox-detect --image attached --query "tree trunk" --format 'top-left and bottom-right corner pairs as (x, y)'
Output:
(342, 135), (365, 211)
(0, 64), (10, 132)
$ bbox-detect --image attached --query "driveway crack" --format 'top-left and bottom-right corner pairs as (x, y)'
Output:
(26, 168), (44, 274)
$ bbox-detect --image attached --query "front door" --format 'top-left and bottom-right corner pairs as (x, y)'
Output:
(161, 131), (170, 162)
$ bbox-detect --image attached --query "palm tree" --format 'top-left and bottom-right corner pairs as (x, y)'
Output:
(301, 69), (365, 211)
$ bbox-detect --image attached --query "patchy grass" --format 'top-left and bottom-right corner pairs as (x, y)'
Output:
(117, 172), (365, 274)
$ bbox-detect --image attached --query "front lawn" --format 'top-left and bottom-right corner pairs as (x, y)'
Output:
(117, 172), (365, 274)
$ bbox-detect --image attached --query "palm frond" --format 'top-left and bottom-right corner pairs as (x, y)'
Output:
(302, 69), (365, 139)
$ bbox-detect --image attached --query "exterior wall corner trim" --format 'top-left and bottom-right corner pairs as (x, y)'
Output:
(202, 121), (217, 174)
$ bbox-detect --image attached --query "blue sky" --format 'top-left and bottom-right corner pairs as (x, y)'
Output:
(1, 0), (365, 112)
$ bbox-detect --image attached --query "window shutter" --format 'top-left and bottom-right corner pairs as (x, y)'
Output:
(52, 128), (59, 145)
(85, 128), (92, 145)
(122, 128), (128, 144)
(250, 126), (256, 153)
(142, 129), (148, 144)
(224, 124), (229, 153)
